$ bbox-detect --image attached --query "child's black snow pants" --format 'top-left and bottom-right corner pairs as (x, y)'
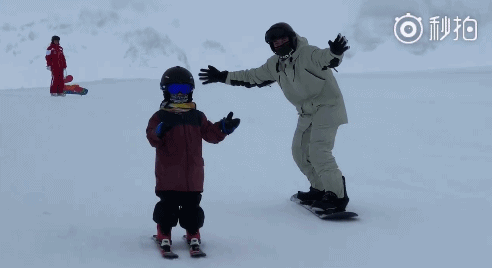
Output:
(153, 191), (204, 235)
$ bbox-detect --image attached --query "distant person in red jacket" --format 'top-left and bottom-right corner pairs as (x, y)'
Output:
(45, 35), (67, 96)
(146, 66), (240, 255)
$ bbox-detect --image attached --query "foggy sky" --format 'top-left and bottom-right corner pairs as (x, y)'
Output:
(0, 0), (491, 80)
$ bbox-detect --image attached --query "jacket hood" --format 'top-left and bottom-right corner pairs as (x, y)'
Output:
(291, 34), (308, 59)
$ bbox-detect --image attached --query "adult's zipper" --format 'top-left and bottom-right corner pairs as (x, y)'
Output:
(293, 64), (296, 82)
(305, 69), (325, 80)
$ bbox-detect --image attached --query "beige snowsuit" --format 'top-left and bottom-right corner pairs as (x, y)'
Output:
(225, 35), (348, 198)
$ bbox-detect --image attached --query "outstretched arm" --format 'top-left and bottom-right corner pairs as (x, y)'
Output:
(200, 112), (227, 144)
(199, 61), (276, 88)
(309, 47), (343, 70)
(226, 61), (276, 88)
(309, 33), (350, 70)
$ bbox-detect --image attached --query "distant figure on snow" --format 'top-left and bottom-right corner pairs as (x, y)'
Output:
(45, 35), (67, 96)
(199, 22), (351, 215)
(146, 66), (240, 256)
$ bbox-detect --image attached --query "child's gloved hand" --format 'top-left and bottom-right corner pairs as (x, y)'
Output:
(220, 112), (240, 135)
(155, 122), (173, 138)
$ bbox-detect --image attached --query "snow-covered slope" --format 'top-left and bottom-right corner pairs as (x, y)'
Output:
(1, 67), (491, 267)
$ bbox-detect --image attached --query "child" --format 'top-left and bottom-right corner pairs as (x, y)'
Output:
(146, 66), (240, 255)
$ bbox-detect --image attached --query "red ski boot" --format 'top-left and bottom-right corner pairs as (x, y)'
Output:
(185, 230), (206, 257)
(153, 224), (178, 259)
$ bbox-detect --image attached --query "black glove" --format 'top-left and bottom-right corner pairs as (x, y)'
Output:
(219, 112), (240, 135)
(199, 65), (228, 84)
(326, 58), (340, 69)
(328, 33), (350, 56)
(155, 121), (174, 138)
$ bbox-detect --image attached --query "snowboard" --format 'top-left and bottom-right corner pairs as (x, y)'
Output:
(290, 193), (358, 220)
(63, 84), (88, 95)
(64, 75), (73, 83)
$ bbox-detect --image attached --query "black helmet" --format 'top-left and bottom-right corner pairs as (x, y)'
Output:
(160, 66), (195, 103)
(51, 35), (60, 43)
(265, 22), (298, 55)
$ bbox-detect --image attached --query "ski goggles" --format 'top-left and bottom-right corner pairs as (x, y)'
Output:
(165, 84), (193, 94)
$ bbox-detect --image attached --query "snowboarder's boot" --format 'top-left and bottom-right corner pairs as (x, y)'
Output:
(51, 93), (58, 96)
(57, 93), (66, 97)
(311, 176), (349, 213)
(297, 186), (325, 205)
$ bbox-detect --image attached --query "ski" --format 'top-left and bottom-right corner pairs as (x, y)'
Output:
(182, 235), (207, 258)
(151, 235), (179, 259)
(291, 194), (358, 219)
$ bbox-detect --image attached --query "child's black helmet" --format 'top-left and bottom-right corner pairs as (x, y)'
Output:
(160, 66), (195, 89)
(160, 66), (195, 102)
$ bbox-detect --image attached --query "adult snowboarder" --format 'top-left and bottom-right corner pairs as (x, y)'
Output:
(199, 22), (351, 214)
(45, 35), (67, 96)
(146, 66), (240, 257)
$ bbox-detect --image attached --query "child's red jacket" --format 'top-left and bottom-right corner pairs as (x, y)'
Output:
(146, 108), (226, 192)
